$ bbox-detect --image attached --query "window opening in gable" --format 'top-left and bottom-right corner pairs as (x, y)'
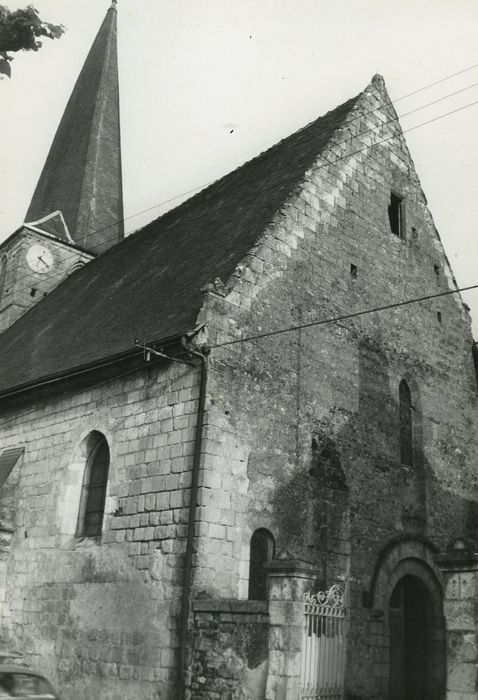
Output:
(77, 432), (110, 538)
(248, 528), (275, 601)
(399, 380), (413, 467)
(472, 343), (478, 392)
(388, 192), (404, 238)
(350, 264), (358, 279)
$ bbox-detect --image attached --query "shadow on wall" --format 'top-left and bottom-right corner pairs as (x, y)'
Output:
(268, 334), (478, 698)
(271, 332), (478, 561)
(270, 336), (429, 573)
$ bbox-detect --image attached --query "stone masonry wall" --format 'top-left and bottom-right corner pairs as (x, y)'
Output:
(191, 600), (269, 700)
(1, 75), (478, 700)
(191, 76), (478, 698)
(0, 359), (201, 700)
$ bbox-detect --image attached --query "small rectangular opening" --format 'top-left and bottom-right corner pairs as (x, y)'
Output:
(350, 264), (357, 279)
(472, 343), (478, 392)
(437, 311), (442, 323)
(388, 192), (404, 237)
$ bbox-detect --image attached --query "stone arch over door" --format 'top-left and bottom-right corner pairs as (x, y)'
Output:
(364, 538), (446, 700)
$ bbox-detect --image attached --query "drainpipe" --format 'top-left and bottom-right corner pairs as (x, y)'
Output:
(177, 336), (208, 699)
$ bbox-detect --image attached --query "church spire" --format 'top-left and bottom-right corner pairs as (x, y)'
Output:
(25, 2), (124, 255)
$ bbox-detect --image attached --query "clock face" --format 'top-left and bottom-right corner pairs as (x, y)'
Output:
(26, 244), (54, 274)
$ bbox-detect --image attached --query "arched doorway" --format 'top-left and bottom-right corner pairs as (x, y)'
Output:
(389, 573), (444, 700)
(389, 575), (428, 699)
(364, 541), (446, 699)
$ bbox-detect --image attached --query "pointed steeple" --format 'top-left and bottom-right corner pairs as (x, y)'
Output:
(25, 2), (124, 255)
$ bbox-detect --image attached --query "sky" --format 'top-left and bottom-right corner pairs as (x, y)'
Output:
(1, 0), (478, 334)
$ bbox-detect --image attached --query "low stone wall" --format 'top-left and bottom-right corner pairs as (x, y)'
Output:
(190, 599), (269, 700)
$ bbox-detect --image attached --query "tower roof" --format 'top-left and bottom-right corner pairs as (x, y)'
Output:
(25, 2), (123, 255)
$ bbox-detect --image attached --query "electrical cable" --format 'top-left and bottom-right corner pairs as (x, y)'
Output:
(7, 90), (478, 298)
(0, 357), (149, 426)
(210, 283), (478, 349)
(5, 62), (478, 285)
(392, 63), (478, 103)
(1, 280), (477, 423)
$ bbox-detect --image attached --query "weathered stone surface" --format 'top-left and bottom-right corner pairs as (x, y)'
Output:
(0, 361), (202, 698)
(1, 74), (477, 700)
(190, 601), (269, 700)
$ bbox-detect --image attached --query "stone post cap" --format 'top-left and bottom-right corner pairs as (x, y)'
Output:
(264, 559), (319, 578)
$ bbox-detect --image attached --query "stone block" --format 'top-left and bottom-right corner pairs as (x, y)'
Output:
(447, 659), (478, 692)
(445, 600), (477, 630)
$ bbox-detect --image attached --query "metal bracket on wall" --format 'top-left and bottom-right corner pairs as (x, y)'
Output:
(134, 340), (194, 367)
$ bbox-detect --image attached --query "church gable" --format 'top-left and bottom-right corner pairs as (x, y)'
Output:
(0, 74), (472, 401)
(208, 73), (470, 351)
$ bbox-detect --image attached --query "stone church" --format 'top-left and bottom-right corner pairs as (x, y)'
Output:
(0, 3), (477, 699)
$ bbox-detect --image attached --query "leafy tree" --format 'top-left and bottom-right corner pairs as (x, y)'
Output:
(0, 4), (64, 77)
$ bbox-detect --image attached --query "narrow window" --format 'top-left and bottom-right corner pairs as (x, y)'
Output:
(350, 264), (358, 279)
(388, 192), (404, 237)
(399, 380), (413, 467)
(472, 343), (478, 391)
(248, 528), (275, 600)
(77, 432), (110, 537)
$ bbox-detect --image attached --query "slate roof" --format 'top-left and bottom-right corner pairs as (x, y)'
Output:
(0, 91), (360, 397)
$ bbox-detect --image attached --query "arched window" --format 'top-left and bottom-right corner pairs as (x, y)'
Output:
(248, 528), (275, 601)
(399, 380), (413, 466)
(76, 431), (110, 537)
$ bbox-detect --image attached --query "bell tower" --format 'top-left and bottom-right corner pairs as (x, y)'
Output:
(25, 0), (124, 255)
(0, 2), (123, 333)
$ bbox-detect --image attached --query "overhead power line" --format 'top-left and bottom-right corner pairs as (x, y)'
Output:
(76, 68), (478, 244)
(398, 80), (478, 119)
(1, 281), (476, 422)
(210, 284), (478, 349)
(393, 62), (478, 103)
(7, 79), (478, 297)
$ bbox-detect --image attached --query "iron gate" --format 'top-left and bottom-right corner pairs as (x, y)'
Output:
(299, 584), (346, 700)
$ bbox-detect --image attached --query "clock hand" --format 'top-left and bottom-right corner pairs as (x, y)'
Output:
(38, 255), (48, 268)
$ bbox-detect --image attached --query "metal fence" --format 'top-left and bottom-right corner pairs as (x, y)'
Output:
(300, 584), (346, 700)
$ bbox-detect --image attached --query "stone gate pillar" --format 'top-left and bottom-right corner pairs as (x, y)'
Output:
(436, 542), (478, 700)
(264, 559), (318, 700)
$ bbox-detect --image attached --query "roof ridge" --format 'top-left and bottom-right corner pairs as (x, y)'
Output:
(135, 90), (362, 237)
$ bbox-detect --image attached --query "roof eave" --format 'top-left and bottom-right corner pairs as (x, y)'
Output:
(0, 332), (185, 402)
